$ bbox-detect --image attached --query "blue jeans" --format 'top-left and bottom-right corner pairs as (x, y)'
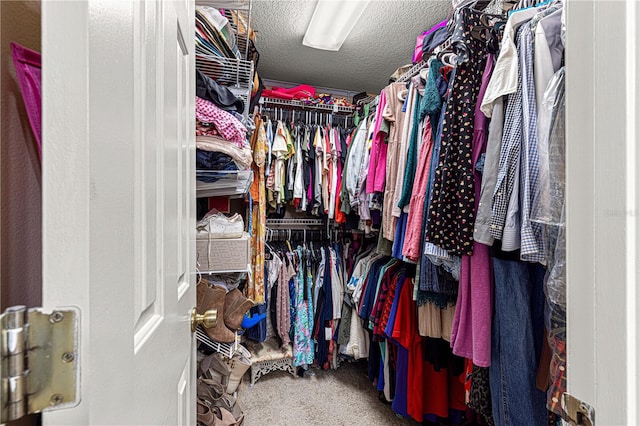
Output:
(490, 258), (547, 426)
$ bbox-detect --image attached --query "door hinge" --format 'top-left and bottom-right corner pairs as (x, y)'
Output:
(562, 393), (596, 426)
(1, 305), (80, 423)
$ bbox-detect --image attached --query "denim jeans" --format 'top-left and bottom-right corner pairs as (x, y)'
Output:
(490, 258), (547, 426)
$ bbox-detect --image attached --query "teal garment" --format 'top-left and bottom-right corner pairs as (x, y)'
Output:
(420, 59), (445, 132)
(292, 248), (315, 367)
(397, 90), (424, 208)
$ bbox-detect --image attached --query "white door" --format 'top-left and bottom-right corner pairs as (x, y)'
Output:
(41, 0), (196, 424)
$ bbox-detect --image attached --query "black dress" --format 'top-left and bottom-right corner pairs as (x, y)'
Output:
(426, 7), (490, 256)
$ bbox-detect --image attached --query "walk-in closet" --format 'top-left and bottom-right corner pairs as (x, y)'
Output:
(3, 0), (639, 425)
(192, 0), (568, 425)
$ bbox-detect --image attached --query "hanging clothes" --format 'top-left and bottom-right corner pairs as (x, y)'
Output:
(426, 7), (491, 256)
(276, 254), (295, 346)
(450, 54), (495, 368)
(381, 83), (408, 241)
(248, 114), (267, 303)
(292, 247), (315, 367)
(365, 89), (388, 195)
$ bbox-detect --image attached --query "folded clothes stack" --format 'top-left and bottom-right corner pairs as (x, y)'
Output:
(196, 97), (248, 149)
(196, 136), (252, 171)
(261, 84), (316, 101)
(196, 6), (241, 61)
(261, 84), (353, 107)
(195, 71), (252, 174)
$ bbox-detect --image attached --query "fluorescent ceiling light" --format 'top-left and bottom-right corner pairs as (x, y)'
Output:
(302, 0), (370, 51)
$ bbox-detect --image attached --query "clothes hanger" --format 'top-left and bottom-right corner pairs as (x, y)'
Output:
(440, 52), (457, 68)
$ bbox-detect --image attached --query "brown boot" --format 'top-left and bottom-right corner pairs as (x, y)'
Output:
(197, 281), (236, 343)
(197, 280), (215, 313)
(223, 289), (254, 330)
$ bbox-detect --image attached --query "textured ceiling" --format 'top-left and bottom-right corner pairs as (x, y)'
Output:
(252, 0), (452, 94)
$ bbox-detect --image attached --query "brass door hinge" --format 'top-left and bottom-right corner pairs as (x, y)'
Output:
(1, 306), (79, 422)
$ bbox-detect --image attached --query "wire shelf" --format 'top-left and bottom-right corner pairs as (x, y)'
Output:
(259, 97), (355, 114)
(196, 56), (254, 118)
(396, 59), (428, 83)
(199, 266), (251, 274)
(195, 56), (253, 81)
(196, 0), (250, 11)
(265, 218), (326, 228)
(196, 169), (253, 198)
(196, 328), (240, 359)
(356, 95), (378, 106)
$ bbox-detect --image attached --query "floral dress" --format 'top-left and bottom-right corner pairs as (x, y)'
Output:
(248, 116), (267, 303)
(293, 247), (315, 367)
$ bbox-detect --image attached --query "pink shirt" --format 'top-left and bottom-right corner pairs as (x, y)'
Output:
(402, 121), (434, 262)
(365, 90), (388, 194)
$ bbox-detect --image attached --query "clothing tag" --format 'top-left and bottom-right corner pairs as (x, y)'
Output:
(324, 327), (332, 341)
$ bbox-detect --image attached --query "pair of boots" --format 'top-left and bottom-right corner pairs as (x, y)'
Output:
(197, 280), (254, 343)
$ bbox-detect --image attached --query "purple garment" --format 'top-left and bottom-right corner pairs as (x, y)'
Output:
(450, 54), (495, 367)
(10, 42), (41, 161)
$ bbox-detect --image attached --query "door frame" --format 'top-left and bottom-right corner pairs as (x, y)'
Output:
(566, 0), (640, 423)
(41, 2), (91, 419)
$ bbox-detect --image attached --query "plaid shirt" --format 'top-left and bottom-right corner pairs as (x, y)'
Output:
(490, 26), (524, 242)
(519, 24), (546, 263)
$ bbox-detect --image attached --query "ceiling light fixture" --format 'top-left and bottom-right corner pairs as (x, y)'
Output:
(302, 0), (370, 51)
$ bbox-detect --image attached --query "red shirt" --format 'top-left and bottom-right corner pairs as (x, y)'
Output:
(393, 281), (449, 420)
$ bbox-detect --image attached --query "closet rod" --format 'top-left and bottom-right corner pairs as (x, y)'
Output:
(265, 218), (325, 228)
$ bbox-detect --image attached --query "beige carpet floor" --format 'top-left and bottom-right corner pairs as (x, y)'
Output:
(237, 360), (420, 426)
